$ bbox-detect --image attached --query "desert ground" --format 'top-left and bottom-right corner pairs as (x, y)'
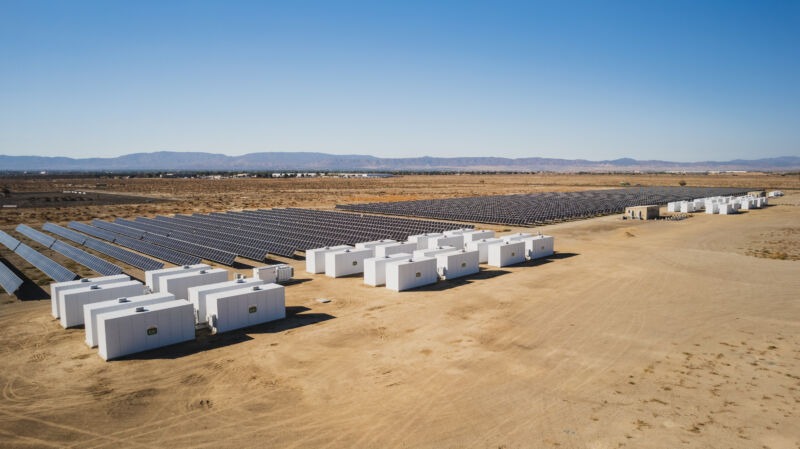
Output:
(0, 174), (798, 448)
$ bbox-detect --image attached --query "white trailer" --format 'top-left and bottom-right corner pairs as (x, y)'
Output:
(413, 246), (457, 259)
(206, 284), (285, 334)
(50, 274), (130, 319)
(487, 241), (526, 267)
(188, 277), (264, 325)
(305, 245), (352, 274)
(59, 280), (146, 328)
(375, 242), (417, 258)
(466, 238), (504, 263)
(252, 264), (293, 284)
(96, 300), (195, 361)
(385, 257), (438, 292)
(432, 235), (464, 249)
(158, 268), (229, 301)
(355, 239), (397, 256)
(462, 230), (495, 247)
(363, 253), (412, 286)
(435, 249), (479, 280)
(84, 292), (175, 348)
(407, 233), (444, 250)
(325, 247), (373, 278)
(146, 264), (210, 292)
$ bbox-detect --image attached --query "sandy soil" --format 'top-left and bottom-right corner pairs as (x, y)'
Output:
(0, 184), (797, 448)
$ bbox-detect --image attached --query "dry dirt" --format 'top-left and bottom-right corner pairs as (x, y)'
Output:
(0, 176), (798, 448)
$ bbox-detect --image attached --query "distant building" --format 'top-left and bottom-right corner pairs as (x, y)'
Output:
(624, 205), (660, 220)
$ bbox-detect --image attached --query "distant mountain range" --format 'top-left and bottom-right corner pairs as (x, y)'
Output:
(1, 152), (799, 172)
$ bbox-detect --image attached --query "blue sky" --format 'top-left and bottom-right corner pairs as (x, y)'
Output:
(1, 0), (798, 161)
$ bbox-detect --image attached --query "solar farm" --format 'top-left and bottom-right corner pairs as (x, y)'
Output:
(336, 186), (751, 225)
(0, 175), (796, 448)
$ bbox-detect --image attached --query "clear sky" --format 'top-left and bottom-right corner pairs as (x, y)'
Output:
(1, 0), (798, 161)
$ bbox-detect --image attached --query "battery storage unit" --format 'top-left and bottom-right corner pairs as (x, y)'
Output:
(188, 277), (264, 325)
(462, 230), (496, 247)
(50, 274), (130, 318)
(84, 292), (175, 348)
(96, 300), (195, 361)
(363, 253), (412, 286)
(443, 228), (471, 236)
(413, 246), (457, 259)
(375, 242), (418, 258)
(487, 241), (526, 267)
(305, 245), (352, 274)
(158, 268), (229, 301)
(406, 233), (444, 250)
(205, 284), (286, 334)
(252, 264), (293, 284)
(465, 238), (504, 263)
(59, 280), (146, 328)
(435, 249), (480, 280)
(432, 235), (464, 249)
(355, 239), (397, 256)
(146, 264), (210, 292)
(385, 257), (438, 292)
(525, 235), (555, 259)
(501, 233), (533, 243)
(325, 248), (373, 278)
(719, 203), (734, 215)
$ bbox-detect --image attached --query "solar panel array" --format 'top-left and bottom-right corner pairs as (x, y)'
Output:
(50, 240), (123, 276)
(91, 219), (145, 239)
(336, 186), (752, 225)
(0, 229), (21, 251)
(0, 262), (23, 294)
(113, 235), (202, 266)
(83, 237), (164, 271)
(14, 242), (77, 282)
(68, 221), (116, 242)
(16, 224), (57, 248)
(43, 222), (88, 245)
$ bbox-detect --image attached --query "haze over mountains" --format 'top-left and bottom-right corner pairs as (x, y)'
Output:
(1, 152), (799, 172)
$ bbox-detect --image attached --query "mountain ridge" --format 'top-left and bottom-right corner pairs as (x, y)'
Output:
(1, 152), (799, 172)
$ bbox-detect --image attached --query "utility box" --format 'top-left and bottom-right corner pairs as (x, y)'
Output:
(624, 205), (660, 220)
(305, 245), (352, 274)
(158, 268), (229, 301)
(465, 238), (504, 263)
(443, 228), (470, 236)
(435, 249), (479, 280)
(487, 241), (526, 267)
(706, 203), (719, 214)
(355, 239), (397, 256)
(325, 247), (373, 278)
(50, 274), (130, 319)
(719, 203), (734, 215)
(146, 264), (210, 292)
(188, 277), (264, 325)
(252, 264), (293, 284)
(748, 190), (766, 198)
(363, 253), (412, 286)
(525, 235), (555, 259)
(206, 284), (286, 334)
(375, 242), (417, 258)
(84, 292), (175, 348)
(462, 230), (495, 247)
(385, 257), (437, 292)
(59, 280), (146, 328)
(96, 300), (195, 361)
(407, 233), (444, 250)
(413, 246), (457, 259)
(432, 235), (464, 249)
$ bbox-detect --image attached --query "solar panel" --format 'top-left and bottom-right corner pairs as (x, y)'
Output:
(113, 235), (202, 266)
(91, 220), (145, 239)
(0, 261), (23, 294)
(0, 229), (21, 251)
(83, 237), (164, 271)
(50, 240), (123, 276)
(13, 242), (77, 282)
(141, 233), (237, 265)
(68, 221), (116, 242)
(15, 224), (57, 248)
(42, 223), (88, 245)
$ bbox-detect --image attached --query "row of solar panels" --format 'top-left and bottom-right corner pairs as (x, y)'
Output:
(0, 229), (78, 284)
(15, 224), (124, 276)
(43, 223), (165, 271)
